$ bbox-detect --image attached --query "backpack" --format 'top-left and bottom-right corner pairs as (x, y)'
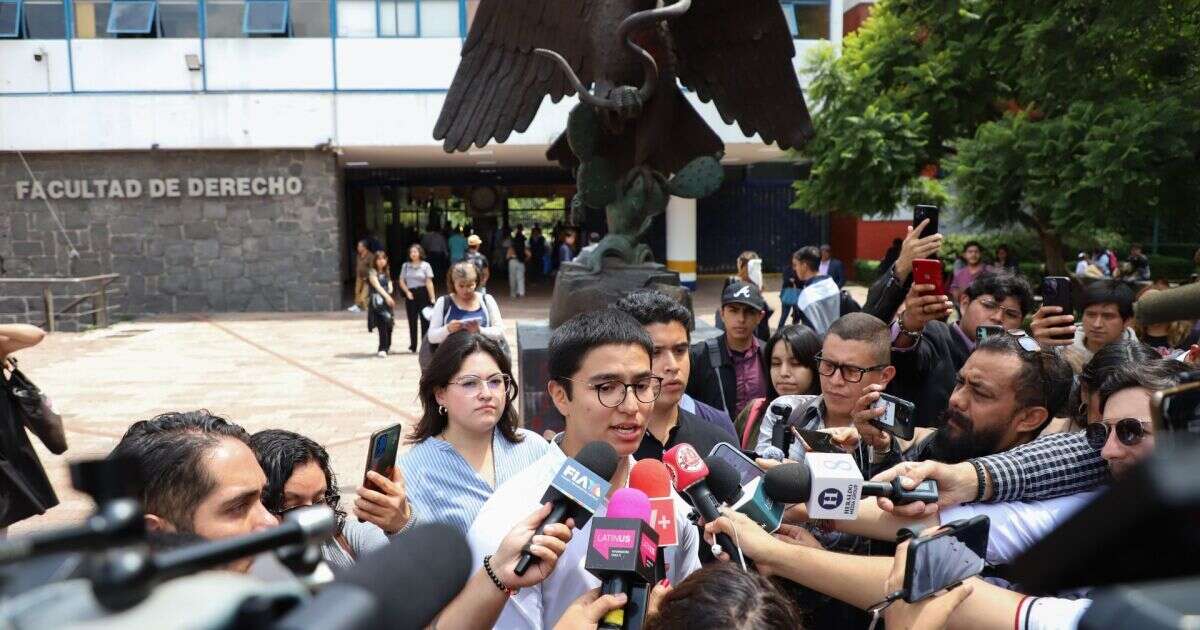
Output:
(418, 293), (511, 370)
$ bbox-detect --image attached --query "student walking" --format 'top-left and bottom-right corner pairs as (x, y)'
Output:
(399, 244), (437, 353)
(366, 251), (396, 358)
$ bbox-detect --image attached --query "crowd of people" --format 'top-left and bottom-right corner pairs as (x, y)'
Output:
(1, 216), (1198, 630)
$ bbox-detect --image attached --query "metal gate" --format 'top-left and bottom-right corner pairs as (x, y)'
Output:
(697, 180), (828, 273)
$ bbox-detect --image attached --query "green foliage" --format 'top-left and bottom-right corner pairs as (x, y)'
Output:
(854, 259), (882, 282)
(794, 0), (1200, 271)
(1148, 255), (1196, 280)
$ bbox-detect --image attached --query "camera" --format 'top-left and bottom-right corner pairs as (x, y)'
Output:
(33, 49), (45, 62)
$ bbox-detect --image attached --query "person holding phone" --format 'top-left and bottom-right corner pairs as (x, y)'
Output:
(1030, 279), (1137, 374)
(249, 429), (410, 572)
(398, 331), (547, 535)
(427, 261), (506, 353)
(862, 218), (944, 324)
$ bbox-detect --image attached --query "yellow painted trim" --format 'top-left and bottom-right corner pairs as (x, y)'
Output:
(666, 259), (697, 273)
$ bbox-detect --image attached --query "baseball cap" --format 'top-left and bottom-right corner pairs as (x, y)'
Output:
(722, 281), (766, 312)
(467, 235), (482, 246)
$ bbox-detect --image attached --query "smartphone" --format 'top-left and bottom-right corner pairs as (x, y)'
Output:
(708, 442), (765, 486)
(794, 428), (843, 454)
(1150, 374), (1200, 433)
(913, 205), (939, 239)
(1041, 276), (1074, 341)
(912, 258), (946, 297)
(463, 318), (482, 331)
(870, 393), (916, 440)
(903, 515), (990, 603)
(975, 325), (1004, 343)
(363, 423), (402, 490)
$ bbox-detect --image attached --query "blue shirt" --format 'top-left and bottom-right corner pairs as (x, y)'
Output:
(397, 427), (549, 535)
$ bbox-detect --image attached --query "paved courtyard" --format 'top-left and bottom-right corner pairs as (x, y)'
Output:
(9, 276), (868, 535)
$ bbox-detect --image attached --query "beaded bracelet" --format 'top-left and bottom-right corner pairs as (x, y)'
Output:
(969, 459), (986, 503)
(483, 555), (517, 597)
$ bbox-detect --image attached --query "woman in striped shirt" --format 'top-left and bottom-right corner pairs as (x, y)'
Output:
(398, 331), (548, 535)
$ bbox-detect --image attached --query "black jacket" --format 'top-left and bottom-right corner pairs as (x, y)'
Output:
(863, 264), (910, 324)
(686, 334), (768, 417)
(889, 320), (972, 427)
(0, 373), (58, 528)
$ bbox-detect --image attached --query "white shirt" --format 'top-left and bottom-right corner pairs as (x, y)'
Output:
(939, 490), (1101, 566)
(467, 445), (702, 630)
(1074, 259), (1089, 275)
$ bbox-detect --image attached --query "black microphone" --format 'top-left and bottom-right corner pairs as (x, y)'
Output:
(663, 444), (743, 564)
(1134, 283), (1200, 326)
(769, 403), (795, 453)
(91, 506), (337, 611)
(514, 440), (620, 576)
(0, 498), (143, 564)
(274, 522), (473, 630)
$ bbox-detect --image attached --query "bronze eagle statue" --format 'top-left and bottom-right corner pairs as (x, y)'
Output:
(434, 0), (814, 267)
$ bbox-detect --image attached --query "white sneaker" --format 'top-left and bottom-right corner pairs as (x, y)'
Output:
(377, 351), (387, 358)
(348, 305), (362, 312)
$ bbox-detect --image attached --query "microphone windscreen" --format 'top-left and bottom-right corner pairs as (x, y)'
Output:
(339, 523), (472, 629)
(607, 488), (651, 522)
(703, 457), (743, 505)
(1134, 283), (1200, 326)
(763, 463), (812, 504)
(760, 446), (786, 461)
(576, 441), (621, 482)
(629, 459), (673, 498)
(663, 443), (710, 492)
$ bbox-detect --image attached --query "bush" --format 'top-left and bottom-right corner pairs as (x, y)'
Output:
(853, 259), (881, 283)
(1148, 255), (1195, 281)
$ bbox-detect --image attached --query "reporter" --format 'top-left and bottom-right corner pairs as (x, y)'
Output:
(433, 503), (575, 630)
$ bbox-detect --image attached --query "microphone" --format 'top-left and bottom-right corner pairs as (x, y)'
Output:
(662, 444), (742, 565)
(514, 441), (620, 576)
(0, 498), (143, 564)
(759, 445), (787, 462)
(628, 459), (678, 547)
(769, 402), (795, 454)
(706, 457), (784, 534)
(91, 506), (337, 611)
(1134, 283), (1200, 326)
(275, 522), (473, 630)
(585, 488), (658, 630)
(762, 459), (939, 521)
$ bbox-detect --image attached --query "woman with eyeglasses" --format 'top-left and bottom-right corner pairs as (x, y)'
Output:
(398, 331), (548, 535)
(250, 429), (410, 572)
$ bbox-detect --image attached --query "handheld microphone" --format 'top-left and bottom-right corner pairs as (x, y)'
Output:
(91, 506), (337, 611)
(769, 403), (794, 454)
(514, 441), (619, 576)
(1134, 283), (1200, 326)
(0, 498), (143, 564)
(586, 488), (658, 630)
(706, 457), (784, 534)
(662, 444), (742, 565)
(763, 459), (939, 521)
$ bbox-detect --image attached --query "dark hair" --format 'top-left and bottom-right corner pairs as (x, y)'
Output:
(826, 312), (891, 365)
(372, 250), (391, 276)
(410, 332), (522, 444)
(614, 290), (692, 335)
(964, 270), (1035, 315)
(975, 336), (1073, 421)
(791, 246), (821, 272)
(1070, 340), (1163, 427)
(1097, 361), (1188, 425)
(1081, 280), (1135, 319)
(996, 244), (1010, 255)
(765, 325), (822, 398)
(249, 429), (346, 531)
(549, 309), (653, 397)
(963, 240), (983, 252)
(447, 260), (479, 293)
(407, 243), (426, 260)
(109, 410), (250, 532)
(646, 563), (804, 630)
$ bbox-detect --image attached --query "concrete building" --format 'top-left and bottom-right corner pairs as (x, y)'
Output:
(2, 0), (852, 325)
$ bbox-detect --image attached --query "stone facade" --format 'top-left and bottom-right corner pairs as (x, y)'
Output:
(1, 150), (342, 330)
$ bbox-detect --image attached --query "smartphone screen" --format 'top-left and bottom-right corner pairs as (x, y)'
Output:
(871, 394), (915, 440)
(975, 325), (1004, 343)
(913, 205), (939, 239)
(904, 516), (990, 602)
(364, 424), (402, 488)
(794, 429), (843, 454)
(708, 442), (764, 486)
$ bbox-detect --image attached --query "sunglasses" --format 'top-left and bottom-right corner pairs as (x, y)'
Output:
(1086, 418), (1153, 450)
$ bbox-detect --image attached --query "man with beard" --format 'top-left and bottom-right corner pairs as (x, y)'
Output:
(852, 333), (1073, 465)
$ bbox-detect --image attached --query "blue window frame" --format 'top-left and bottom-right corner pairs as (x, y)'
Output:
(780, 0), (829, 40)
(243, 0), (288, 34)
(107, 0), (158, 34)
(0, 0), (22, 37)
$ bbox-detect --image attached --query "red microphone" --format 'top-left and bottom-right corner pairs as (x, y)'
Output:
(662, 444), (742, 565)
(629, 459), (678, 548)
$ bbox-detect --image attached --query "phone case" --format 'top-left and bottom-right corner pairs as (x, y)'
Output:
(363, 423), (402, 486)
(902, 515), (990, 602)
(870, 395), (915, 440)
(912, 259), (945, 296)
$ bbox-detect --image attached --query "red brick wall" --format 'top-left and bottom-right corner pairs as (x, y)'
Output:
(857, 220), (909, 260)
(843, 1), (874, 35)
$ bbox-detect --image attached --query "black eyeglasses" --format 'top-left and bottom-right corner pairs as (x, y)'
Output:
(814, 355), (888, 383)
(1086, 418), (1152, 450)
(560, 376), (663, 408)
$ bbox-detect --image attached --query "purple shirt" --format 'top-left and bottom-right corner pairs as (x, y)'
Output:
(729, 338), (767, 417)
(950, 264), (991, 294)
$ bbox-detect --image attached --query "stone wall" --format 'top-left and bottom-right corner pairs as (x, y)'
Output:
(0, 150), (342, 330)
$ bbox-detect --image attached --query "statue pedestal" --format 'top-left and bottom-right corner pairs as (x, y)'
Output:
(548, 259), (684, 328)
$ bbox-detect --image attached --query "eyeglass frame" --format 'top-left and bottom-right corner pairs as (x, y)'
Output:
(1085, 417), (1153, 451)
(973, 296), (1024, 321)
(556, 375), (664, 408)
(447, 374), (517, 401)
(813, 354), (889, 383)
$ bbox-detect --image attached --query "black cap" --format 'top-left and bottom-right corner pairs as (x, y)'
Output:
(721, 281), (766, 312)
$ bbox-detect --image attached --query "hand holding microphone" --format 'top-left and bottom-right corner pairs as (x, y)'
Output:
(492, 502), (576, 588)
(662, 444), (743, 566)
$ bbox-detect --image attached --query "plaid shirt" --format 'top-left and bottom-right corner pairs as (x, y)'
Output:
(974, 431), (1110, 502)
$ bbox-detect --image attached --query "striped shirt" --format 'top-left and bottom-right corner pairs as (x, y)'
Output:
(397, 427), (549, 535)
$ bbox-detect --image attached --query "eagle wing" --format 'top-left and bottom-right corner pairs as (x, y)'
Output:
(671, 0), (814, 150)
(433, 0), (595, 152)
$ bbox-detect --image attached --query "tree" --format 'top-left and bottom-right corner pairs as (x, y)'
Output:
(794, 0), (1200, 272)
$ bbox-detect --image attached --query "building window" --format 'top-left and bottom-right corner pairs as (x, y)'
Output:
(243, 0), (287, 34)
(0, 0), (22, 37)
(335, 0), (374, 37)
(378, 0), (414, 36)
(378, 0), (458, 37)
(781, 0), (829, 40)
(24, 0), (66, 37)
(107, 0), (157, 35)
(418, 0), (456, 37)
(158, 0), (198, 36)
(290, 0), (327, 36)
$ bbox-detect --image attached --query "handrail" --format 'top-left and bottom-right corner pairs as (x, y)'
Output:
(0, 274), (124, 332)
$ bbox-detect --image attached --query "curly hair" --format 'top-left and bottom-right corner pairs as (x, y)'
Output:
(248, 429), (347, 532)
